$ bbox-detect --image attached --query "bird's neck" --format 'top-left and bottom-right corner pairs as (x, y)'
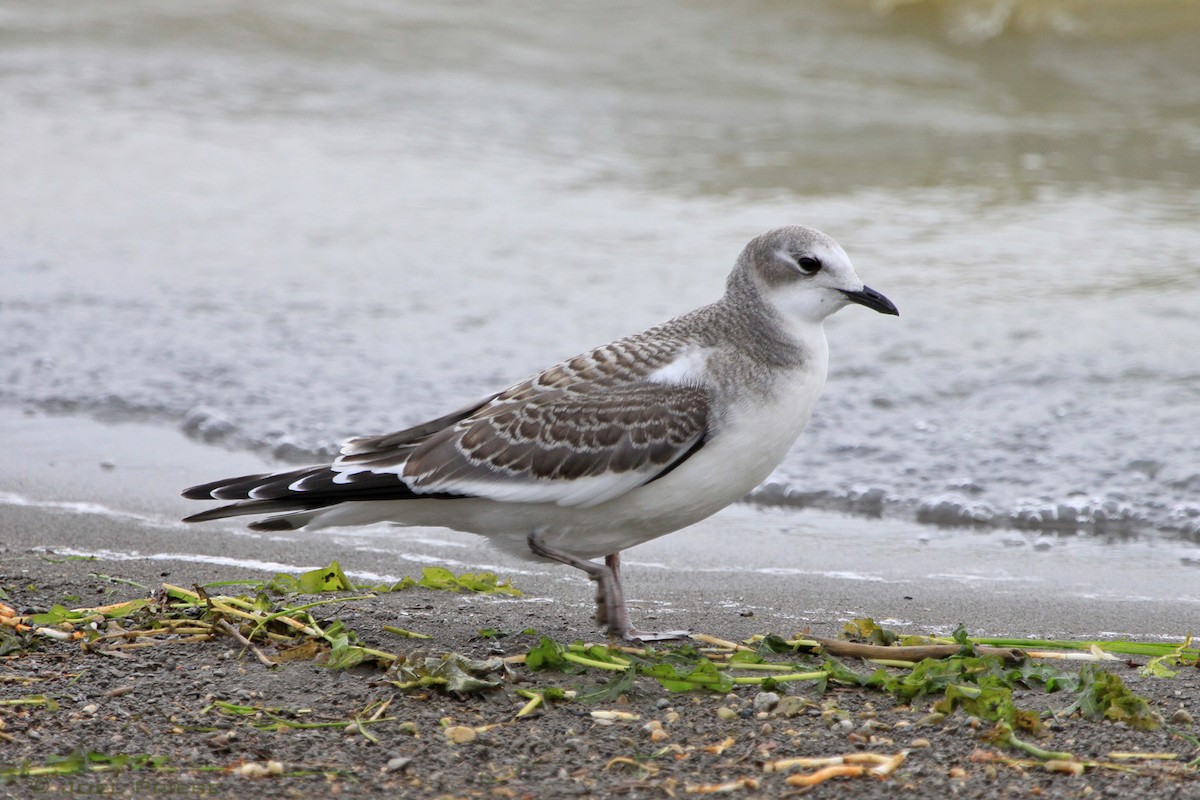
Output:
(711, 287), (817, 371)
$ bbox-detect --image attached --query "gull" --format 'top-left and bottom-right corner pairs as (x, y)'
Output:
(182, 226), (898, 640)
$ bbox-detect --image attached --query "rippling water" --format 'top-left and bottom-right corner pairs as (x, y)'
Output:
(2, 0), (1198, 540)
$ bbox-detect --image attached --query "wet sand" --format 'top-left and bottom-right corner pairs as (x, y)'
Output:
(4, 408), (1199, 643)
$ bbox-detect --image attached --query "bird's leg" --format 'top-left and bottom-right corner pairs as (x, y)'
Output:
(600, 552), (684, 641)
(527, 529), (629, 638)
(527, 530), (688, 642)
(603, 550), (689, 642)
(604, 551), (622, 603)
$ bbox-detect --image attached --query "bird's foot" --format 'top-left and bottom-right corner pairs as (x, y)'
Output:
(527, 533), (678, 642)
(600, 554), (689, 642)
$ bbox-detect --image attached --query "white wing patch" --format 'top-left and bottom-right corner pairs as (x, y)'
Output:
(327, 467), (381, 485)
(646, 348), (707, 387)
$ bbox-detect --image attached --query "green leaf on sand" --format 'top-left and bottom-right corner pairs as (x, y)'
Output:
(266, 561), (355, 594)
(642, 659), (734, 693)
(1139, 635), (1193, 678)
(842, 617), (899, 646)
(1062, 665), (1161, 730)
(390, 653), (507, 694)
(400, 566), (522, 596)
(526, 637), (576, 672)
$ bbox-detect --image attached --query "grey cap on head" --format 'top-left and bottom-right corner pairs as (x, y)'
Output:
(729, 225), (899, 318)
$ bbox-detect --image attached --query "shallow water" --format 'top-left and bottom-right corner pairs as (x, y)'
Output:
(2, 0), (1198, 541)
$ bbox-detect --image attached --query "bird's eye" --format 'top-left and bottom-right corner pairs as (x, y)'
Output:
(796, 256), (822, 275)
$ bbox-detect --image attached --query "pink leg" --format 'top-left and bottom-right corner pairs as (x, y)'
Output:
(527, 531), (687, 642)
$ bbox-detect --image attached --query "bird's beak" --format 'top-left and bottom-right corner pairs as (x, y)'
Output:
(839, 285), (899, 316)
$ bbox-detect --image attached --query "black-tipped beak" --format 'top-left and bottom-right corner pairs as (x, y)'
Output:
(840, 285), (899, 316)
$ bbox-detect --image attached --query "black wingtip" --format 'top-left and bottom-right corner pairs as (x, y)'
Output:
(248, 518), (303, 532)
(181, 472), (273, 500)
(181, 508), (225, 524)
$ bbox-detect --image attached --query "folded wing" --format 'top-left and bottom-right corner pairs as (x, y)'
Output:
(390, 383), (709, 508)
(183, 382), (709, 524)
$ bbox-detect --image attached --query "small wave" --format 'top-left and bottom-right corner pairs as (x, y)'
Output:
(869, 0), (1200, 42)
(747, 481), (887, 517)
(629, 561), (904, 583)
(341, 547), (543, 577)
(35, 546), (326, 577)
(0, 491), (173, 528)
(924, 572), (1035, 585)
(745, 481), (1200, 542)
(31, 545), (542, 587)
(181, 407), (331, 464)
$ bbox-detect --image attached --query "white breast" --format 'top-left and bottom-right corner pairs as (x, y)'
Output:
(537, 332), (831, 557)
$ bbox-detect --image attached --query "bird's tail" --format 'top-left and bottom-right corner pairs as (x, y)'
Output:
(182, 465), (462, 530)
(181, 467), (347, 528)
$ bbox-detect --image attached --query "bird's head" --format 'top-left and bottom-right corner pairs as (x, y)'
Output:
(730, 225), (899, 325)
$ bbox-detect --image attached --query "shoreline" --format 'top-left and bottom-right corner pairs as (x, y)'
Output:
(2, 407), (1199, 640)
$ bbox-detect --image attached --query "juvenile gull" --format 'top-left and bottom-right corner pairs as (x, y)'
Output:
(183, 226), (898, 640)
